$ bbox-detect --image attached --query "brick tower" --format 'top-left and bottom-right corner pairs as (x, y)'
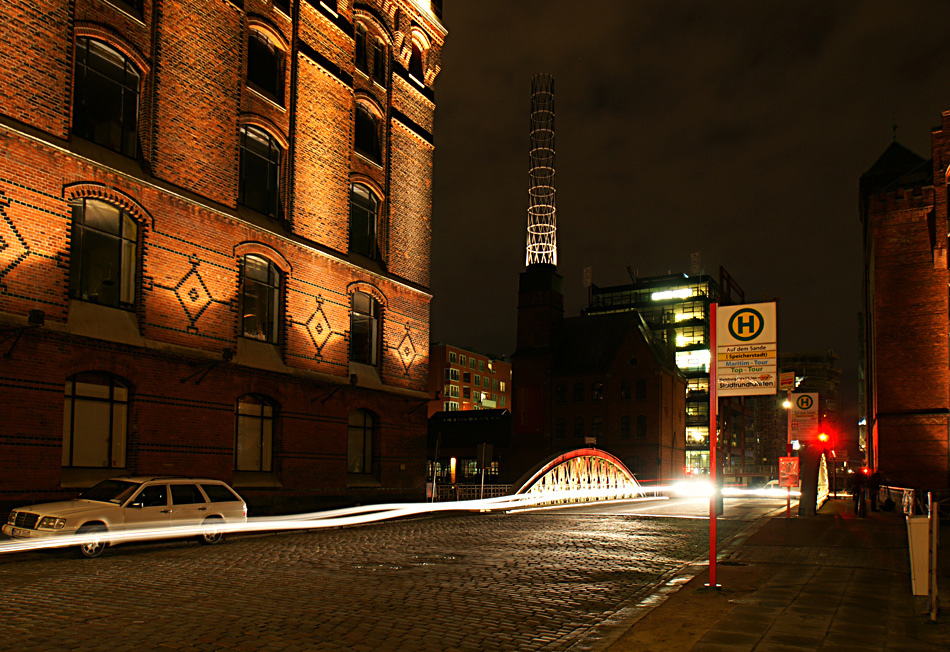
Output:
(861, 111), (950, 490)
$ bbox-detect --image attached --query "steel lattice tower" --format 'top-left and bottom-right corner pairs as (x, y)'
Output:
(525, 73), (557, 267)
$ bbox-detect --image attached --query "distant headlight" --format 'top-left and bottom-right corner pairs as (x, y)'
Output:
(37, 517), (67, 530)
(6, 511), (15, 525)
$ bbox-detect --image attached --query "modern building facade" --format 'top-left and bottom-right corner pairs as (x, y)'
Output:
(0, 0), (446, 513)
(860, 112), (950, 491)
(427, 344), (512, 417)
(585, 269), (752, 476)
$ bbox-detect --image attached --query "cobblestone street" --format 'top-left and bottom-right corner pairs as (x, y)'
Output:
(0, 511), (748, 651)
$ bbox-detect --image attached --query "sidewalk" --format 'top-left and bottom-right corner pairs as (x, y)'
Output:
(601, 498), (950, 652)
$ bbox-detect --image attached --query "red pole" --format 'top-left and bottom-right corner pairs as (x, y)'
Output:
(708, 303), (719, 589)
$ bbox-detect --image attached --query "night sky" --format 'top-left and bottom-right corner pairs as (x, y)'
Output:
(429, 1), (950, 430)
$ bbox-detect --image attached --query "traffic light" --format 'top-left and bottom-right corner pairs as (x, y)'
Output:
(817, 432), (829, 443)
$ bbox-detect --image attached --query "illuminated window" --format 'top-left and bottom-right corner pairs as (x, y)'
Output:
(347, 409), (373, 474)
(236, 394), (274, 472)
(63, 372), (128, 468)
(499, 381), (506, 392)
(241, 255), (281, 343)
(620, 415), (631, 439)
(69, 199), (138, 309)
(349, 183), (379, 258)
(247, 30), (284, 103)
(73, 38), (140, 158)
(355, 103), (382, 163)
(350, 291), (379, 365)
(591, 382), (604, 401)
(239, 125), (282, 218)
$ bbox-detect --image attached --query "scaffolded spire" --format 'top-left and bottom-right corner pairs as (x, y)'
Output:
(526, 73), (557, 267)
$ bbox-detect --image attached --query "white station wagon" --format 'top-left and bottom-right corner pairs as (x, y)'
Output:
(3, 476), (247, 558)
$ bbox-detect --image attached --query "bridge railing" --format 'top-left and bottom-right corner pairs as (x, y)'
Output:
(431, 484), (513, 502)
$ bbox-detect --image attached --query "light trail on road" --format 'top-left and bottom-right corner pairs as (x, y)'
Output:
(0, 484), (795, 556)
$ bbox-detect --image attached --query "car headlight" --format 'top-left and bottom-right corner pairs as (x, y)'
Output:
(6, 511), (15, 525)
(36, 517), (67, 530)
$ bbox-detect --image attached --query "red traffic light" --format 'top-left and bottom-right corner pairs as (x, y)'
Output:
(818, 432), (829, 443)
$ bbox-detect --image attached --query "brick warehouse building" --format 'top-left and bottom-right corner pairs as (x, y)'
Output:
(860, 109), (950, 491)
(0, 0), (446, 513)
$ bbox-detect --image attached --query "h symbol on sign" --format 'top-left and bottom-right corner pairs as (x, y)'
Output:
(737, 314), (756, 334)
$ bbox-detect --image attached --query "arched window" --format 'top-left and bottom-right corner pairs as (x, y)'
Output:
(636, 379), (647, 400)
(591, 417), (603, 438)
(591, 382), (604, 401)
(372, 37), (387, 85)
(573, 382), (584, 402)
(73, 38), (140, 157)
(247, 29), (284, 103)
(355, 24), (369, 73)
(555, 384), (567, 403)
(241, 254), (281, 343)
(350, 290), (380, 365)
(349, 183), (379, 258)
(355, 102), (382, 163)
(69, 198), (138, 309)
(347, 409), (373, 474)
(63, 372), (129, 468)
(555, 417), (566, 439)
(236, 394), (275, 472)
(620, 380), (631, 400)
(636, 414), (647, 438)
(620, 415), (631, 439)
(573, 417), (584, 438)
(239, 125), (282, 218)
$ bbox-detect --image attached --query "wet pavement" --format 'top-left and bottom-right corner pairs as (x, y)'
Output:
(0, 508), (757, 652)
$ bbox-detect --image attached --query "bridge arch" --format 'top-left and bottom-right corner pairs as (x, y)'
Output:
(513, 448), (643, 503)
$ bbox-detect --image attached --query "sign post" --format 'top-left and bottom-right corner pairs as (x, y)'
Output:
(708, 302), (777, 589)
(779, 456), (800, 519)
(708, 303), (718, 589)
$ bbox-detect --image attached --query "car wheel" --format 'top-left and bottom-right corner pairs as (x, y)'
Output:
(198, 517), (224, 545)
(77, 524), (107, 559)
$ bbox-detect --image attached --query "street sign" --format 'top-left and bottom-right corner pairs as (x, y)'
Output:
(779, 371), (796, 391)
(789, 392), (819, 442)
(715, 302), (777, 396)
(779, 457), (800, 487)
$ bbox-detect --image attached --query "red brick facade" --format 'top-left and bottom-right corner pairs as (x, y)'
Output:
(862, 111), (950, 491)
(0, 0), (446, 513)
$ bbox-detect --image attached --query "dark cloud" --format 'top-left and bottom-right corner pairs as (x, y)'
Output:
(430, 0), (950, 425)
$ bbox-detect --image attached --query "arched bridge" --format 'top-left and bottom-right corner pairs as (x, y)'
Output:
(513, 448), (643, 505)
